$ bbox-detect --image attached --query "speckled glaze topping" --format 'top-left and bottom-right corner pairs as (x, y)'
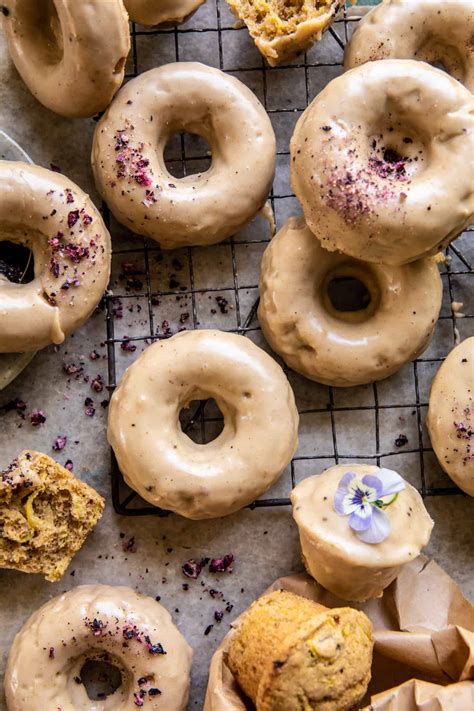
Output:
(92, 62), (276, 249)
(1, 0), (130, 118)
(123, 0), (205, 26)
(291, 59), (474, 265)
(108, 329), (299, 519)
(0, 161), (111, 353)
(345, 0), (474, 91)
(291, 464), (434, 601)
(427, 337), (474, 496)
(258, 217), (442, 386)
(4, 585), (193, 710)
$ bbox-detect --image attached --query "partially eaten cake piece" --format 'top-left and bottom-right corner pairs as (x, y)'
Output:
(227, 0), (344, 65)
(0, 450), (104, 581)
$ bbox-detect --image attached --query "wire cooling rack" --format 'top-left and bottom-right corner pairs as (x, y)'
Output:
(105, 1), (474, 516)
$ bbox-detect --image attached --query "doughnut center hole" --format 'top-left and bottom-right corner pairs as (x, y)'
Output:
(369, 123), (427, 179)
(79, 659), (122, 701)
(179, 398), (225, 444)
(415, 36), (465, 83)
(15, 0), (64, 65)
(327, 276), (371, 313)
(0, 241), (34, 284)
(164, 133), (212, 178)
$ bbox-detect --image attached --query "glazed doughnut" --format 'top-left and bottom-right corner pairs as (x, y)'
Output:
(4, 585), (192, 710)
(108, 330), (299, 519)
(427, 337), (474, 496)
(92, 62), (276, 249)
(345, 0), (474, 92)
(258, 217), (442, 387)
(291, 59), (474, 265)
(0, 162), (111, 353)
(124, 0), (205, 26)
(1, 0), (130, 118)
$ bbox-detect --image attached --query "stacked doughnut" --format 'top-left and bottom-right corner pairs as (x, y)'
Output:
(259, 0), (474, 387)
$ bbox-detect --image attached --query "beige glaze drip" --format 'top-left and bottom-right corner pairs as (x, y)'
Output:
(259, 200), (276, 237)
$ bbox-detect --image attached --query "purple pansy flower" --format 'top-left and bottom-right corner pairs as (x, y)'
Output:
(334, 468), (405, 544)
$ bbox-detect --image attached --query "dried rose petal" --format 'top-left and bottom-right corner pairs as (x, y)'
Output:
(121, 339), (137, 353)
(63, 363), (83, 376)
(91, 375), (104, 393)
(67, 210), (80, 228)
(1, 398), (27, 415)
(30, 410), (46, 427)
(52, 436), (67, 451)
(182, 559), (202, 579)
(209, 554), (234, 574)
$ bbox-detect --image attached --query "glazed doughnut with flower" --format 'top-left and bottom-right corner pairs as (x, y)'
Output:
(0, 162), (111, 353)
(291, 59), (474, 265)
(108, 330), (299, 519)
(124, 0), (205, 26)
(4, 585), (193, 710)
(258, 217), (442, 387)
(92, 62), (276, 249)
(291, 464), (434, 601)
(344, 0), (474, 92)
(0, 0), (130, 118)
(427, 337), (474, 496)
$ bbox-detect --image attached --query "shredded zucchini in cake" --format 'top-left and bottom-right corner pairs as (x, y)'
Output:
(228, 0), (335, 40)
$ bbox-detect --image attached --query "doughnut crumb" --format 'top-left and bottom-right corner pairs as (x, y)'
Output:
(227, 0), (342, 65)
(0, 450), (104, 581)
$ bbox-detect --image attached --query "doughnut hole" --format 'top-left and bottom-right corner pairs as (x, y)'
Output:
(179, 397), (226, 444)
(414, 36), (466, 84)
(322, 265), (380, 324)
(0, 240), (34, 283)
(367, 116), (430, 181)
(12, 0), (64, 66)
(163, 133), (212, 179)
(79, 657), (123, 701)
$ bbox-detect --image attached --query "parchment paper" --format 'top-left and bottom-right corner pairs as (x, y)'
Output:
(204, 557), (474, 710)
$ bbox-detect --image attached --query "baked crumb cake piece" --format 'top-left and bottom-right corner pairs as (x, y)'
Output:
(227, 0), (344, 65)
(0, 450), (104, 581)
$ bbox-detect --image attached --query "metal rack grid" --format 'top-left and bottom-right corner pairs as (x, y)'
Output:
(105, 1), (473, 516)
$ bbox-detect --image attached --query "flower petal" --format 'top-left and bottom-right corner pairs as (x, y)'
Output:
(349, 505), (373, 531)
(378, 468), (406, 497)
(361, 475), (383, 498)
(333, 472), (358, 514)
(340, 472), (357, 489)
(357, 507), (390, 544)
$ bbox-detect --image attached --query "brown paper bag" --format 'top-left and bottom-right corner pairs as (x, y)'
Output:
(204, 557), (474, 710)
